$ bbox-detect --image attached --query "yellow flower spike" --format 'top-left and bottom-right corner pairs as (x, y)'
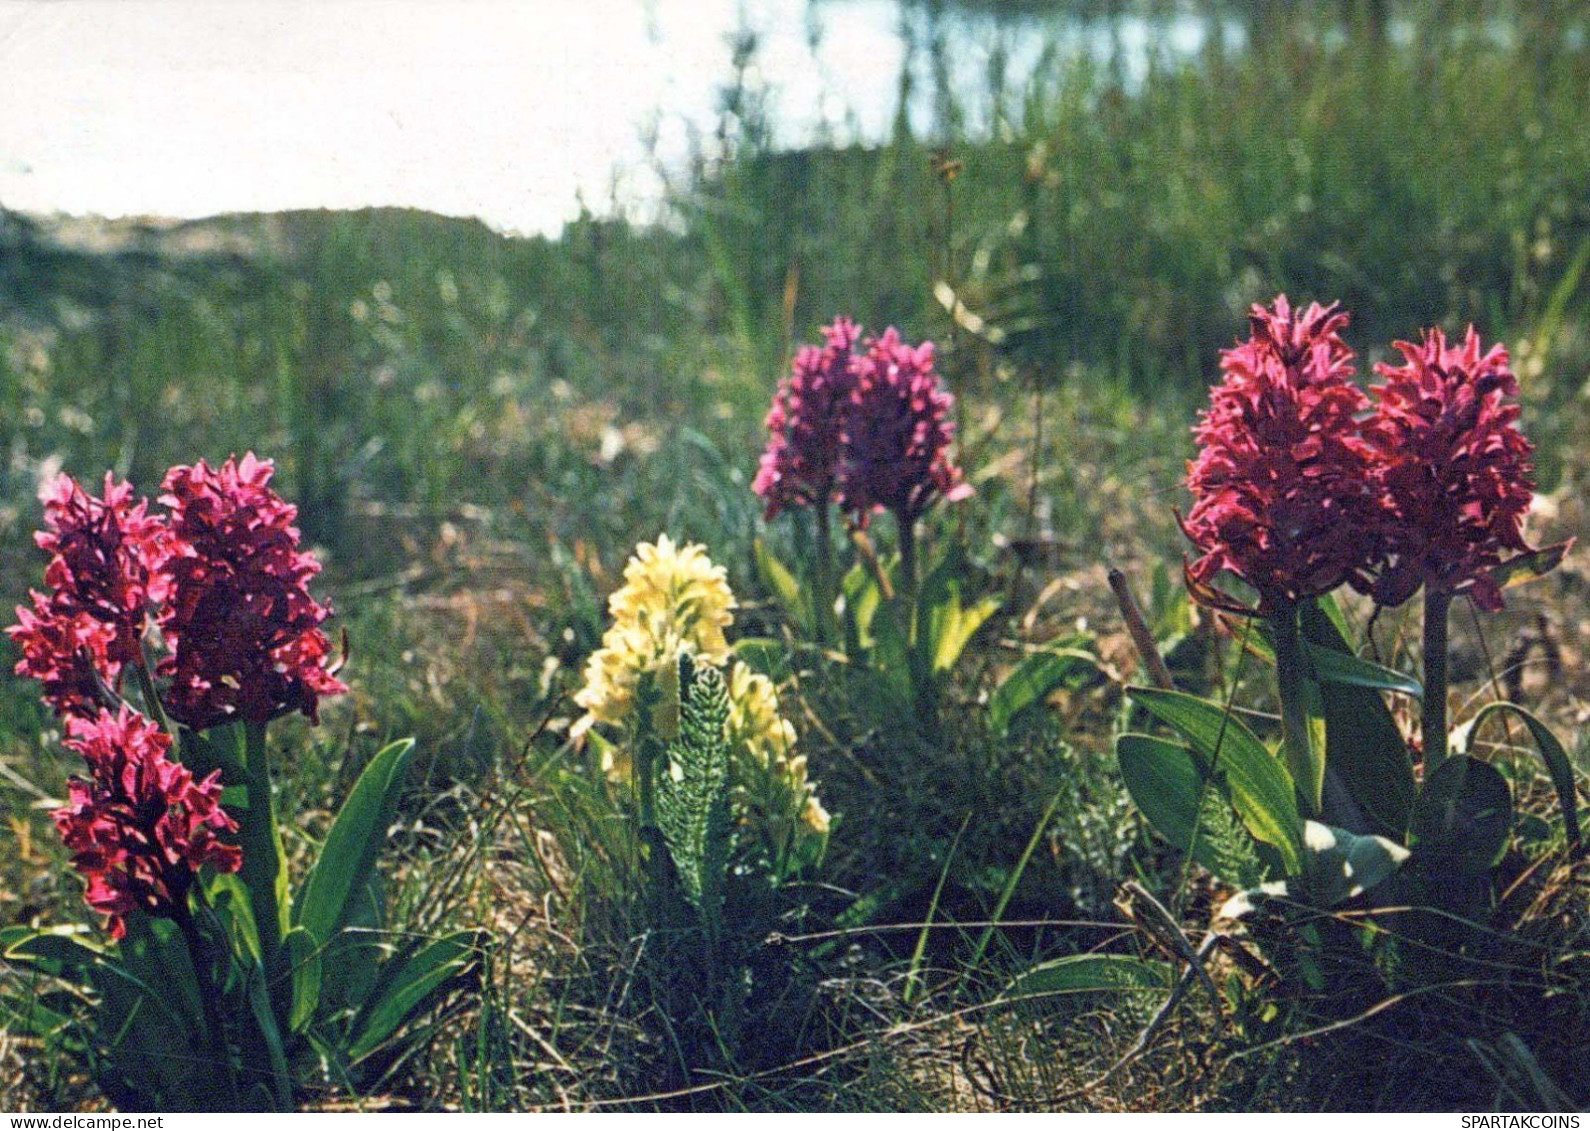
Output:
(727, 664), (795, 767)
(572, 534), (828, 856)
(726, 662), (825, 849)
(573, 535), (737, 779)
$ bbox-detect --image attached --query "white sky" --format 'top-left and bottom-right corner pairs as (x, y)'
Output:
(0, 0), (911, 235)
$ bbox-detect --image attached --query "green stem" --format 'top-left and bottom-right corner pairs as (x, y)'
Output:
(896, 507), (918, 602)
(131, 653), (171, 734)
(636, 732), (661, 832)
(237, 722), (289, 989)
(171, 900), (242, 1108)
(813, 501), (836, 645)
(630, 691), (672, 912)
(632, 679), (660, 831)
(1272, 601), (1322, 817)
(1422, 587), (1452, 775)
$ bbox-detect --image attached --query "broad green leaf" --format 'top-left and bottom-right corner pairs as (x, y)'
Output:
(1, 926), (105, 979)
(928, 591), (1002, 674)
(114, 913), (206, 1033)
(1312, 592), (1356, 641)
(1452, 701), (1581, 855)
(91, 914), (222, 1106)
(347, 930), (482, 1062)
(284, 925), (323, 1033)
(1003, 953), (1174, 1002)
(1117, 733), (1205, 852)
(1306, 646), (1422, 699)
(1299, 600), (1417, 839)
(241, 956), (292, 1110)
(988, 646), (1100, 735)
(188, 722), (289, 957)
(840, 562), (882, 653)
(1294, 820), (1410, 906)
(866, 598), (914, 712)
(315, 871), (387, 1021)
(206, 872), (263, 965)
(1411, 756), (1513, 873)
(295, 738), (416, 948)
(1272, 609), (1326, 817)
(754, 537), (812, 627)
(1248, 626), (1419, 696)
(916, 551), (999, 674)
(1116, 733), (1268, 887)
(733, 636), (792, 682)
(1128, 687), (1304, 874)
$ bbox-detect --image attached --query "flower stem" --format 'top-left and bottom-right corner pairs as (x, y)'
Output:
(236, 722), (289, 997)
(1422, 587), (1452, 775)
(895, 507), (918, 601)
(813, 501), (836, 645)
(1272, 601), (1323, 817)
(171, 900), (242, 1108)
(131, 650), (171, 734)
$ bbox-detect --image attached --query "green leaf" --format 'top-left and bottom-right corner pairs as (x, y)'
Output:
(1003, 953), (1174, 1002)
(655, 652), (735, 927)
(840, 562), (882, 654)
(733, 636), (792, 682)
(1487, 541), (1571, 591)
(1293, 820), (1410, 906)
(314, 871), (386, 1020)
(295, 738), (416, 949)
(1128, 687), (1304, 874)
(988, 646), (1100, 735)
(241, 956), (293, 1110)
(1272, 608), (1326, 817)
(206, 872), (263, 965)
(347, 930), (481, 1062)
(1306, 646), (1422, 699)
(866, 597), (915, 712)
(1118, 733), (1205, 847)
(187, 722), (290, 962)
(1, 926), (106, 979)
(1411, 756), (1513, 874)
(754, 537), (812, 628)
(284, 925), (323, 1033)
(1248, 625), (1418, 697)
(1299, 600), (1417, 839)
(930, 592), (1001, 675)
(0, 991), (80, 1039)
(1452, 702), (1581, 856)
(916, 554), (1000, 676)
(1117, 733), (1269, 888)
(114, 913), (206, 1033)
(91, 914), (222, 1106)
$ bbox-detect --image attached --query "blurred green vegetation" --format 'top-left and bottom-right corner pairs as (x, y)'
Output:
(5, 0), (1590, 543)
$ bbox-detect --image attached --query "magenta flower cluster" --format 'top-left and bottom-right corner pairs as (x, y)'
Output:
(11, 475), (177, 717)
(754, 318), (971, 529)
(159, 454), (349, 730)
(52, 706), (242, 940)
(1364, 327), (1537, 611)
(9, 454), (347, 728)
(9, 454), (346, 936)
(1183, 295), (1547, 614)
